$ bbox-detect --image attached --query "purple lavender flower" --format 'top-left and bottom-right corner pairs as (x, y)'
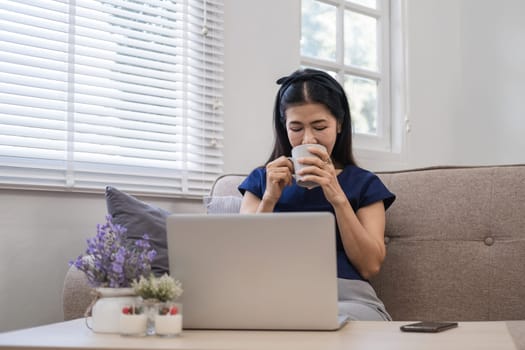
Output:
(147, 250), (157, 261)
(69, 215), (157, 288)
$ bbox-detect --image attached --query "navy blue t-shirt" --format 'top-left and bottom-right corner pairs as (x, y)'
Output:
(238, 165), (395, 281)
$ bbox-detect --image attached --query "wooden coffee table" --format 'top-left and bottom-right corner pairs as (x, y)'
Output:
(0, 319), (520, 350)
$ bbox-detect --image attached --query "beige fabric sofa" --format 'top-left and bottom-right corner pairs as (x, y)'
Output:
(63, 165), (525, 321)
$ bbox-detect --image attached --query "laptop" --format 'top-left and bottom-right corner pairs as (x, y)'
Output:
(166, 212), (348, 330)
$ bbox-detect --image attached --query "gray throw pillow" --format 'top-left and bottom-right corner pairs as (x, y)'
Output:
(203, 195), (242, 214)
(105, 186), (170, 275)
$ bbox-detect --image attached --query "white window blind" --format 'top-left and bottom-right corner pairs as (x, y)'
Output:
(0, 0), (224, 197)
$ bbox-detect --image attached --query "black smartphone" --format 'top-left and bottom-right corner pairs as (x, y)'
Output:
(400, 321), (458, 333)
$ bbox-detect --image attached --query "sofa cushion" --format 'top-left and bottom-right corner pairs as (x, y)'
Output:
(371, 165), (525, 321)
(105, 186), (170, 275)
(203, 195), (242, 214)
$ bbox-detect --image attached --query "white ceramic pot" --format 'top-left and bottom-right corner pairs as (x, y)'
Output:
(91, 288), (138, 334)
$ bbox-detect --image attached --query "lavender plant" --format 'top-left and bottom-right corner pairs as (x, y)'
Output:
(70, 215), (157, 288)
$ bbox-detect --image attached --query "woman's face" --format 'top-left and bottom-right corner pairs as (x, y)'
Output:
(284, 103), (340, 156)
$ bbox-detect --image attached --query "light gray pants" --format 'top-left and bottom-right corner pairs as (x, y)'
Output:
(338, 278), (392, 321)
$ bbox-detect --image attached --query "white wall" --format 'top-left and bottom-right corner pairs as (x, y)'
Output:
(404, 0), (525, 168)
(222, 0), (301, 173)
(0, 190), (201, 332)
(2, 0), (525, 332)
(455, 0), (525, 164)
(403, 0), (463, 168)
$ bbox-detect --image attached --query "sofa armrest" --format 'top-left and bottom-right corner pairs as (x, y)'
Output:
(62, 265), (93, 321)
(209, 174), (246, 197)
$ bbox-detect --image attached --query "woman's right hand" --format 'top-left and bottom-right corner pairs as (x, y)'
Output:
(263, 156), (293, 205)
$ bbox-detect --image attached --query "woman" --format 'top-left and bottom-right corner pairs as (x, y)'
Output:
(238, 68), (396, 321)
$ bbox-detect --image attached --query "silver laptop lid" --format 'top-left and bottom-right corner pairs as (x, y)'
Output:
(166, 212), (341, 330)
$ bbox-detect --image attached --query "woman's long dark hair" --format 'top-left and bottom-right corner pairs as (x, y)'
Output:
(266, 68), (356, 166)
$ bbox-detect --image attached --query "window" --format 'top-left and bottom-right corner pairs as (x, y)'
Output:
(301, 0), (404, 154)
(0, 0), (224, 197)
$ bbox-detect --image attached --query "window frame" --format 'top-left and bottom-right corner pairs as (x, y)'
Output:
(301, 0), (406, 159)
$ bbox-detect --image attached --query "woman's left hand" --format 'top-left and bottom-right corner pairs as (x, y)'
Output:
(296, 147), (346, 206)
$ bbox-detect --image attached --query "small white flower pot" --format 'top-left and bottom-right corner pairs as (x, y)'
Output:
(155, 314), (182, 337)
(154, 302), (183, 337)
(119, 314), (147, 336)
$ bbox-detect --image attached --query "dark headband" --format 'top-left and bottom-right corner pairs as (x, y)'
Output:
(276, 69), (348, 124)
(276, 70), (344, 101)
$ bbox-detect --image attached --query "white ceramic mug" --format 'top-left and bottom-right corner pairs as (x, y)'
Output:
(289, 144), (327, 189)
